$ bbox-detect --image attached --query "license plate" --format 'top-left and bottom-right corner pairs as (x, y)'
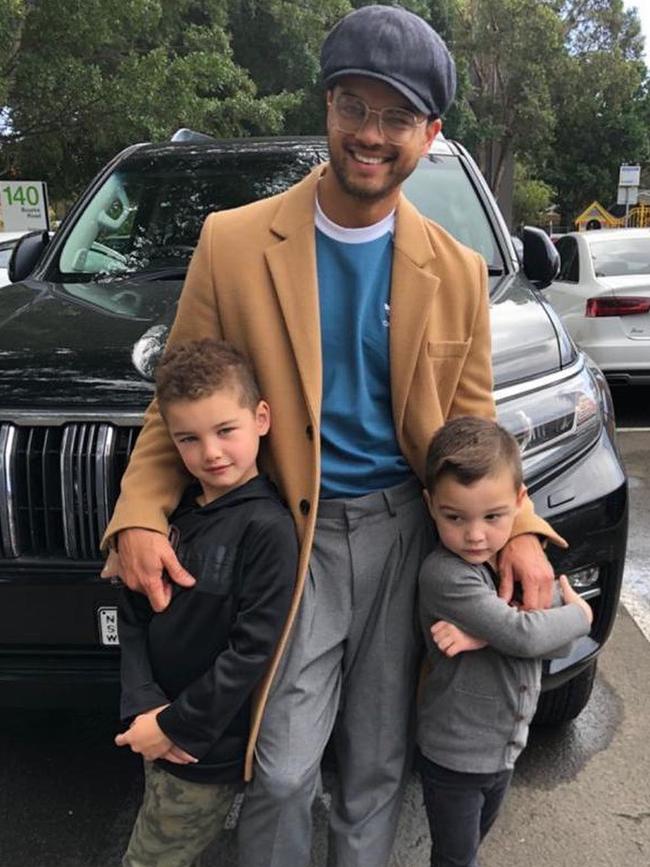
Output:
(98, 606), (120, 646)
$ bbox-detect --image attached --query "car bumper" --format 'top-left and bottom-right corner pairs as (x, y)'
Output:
(529, 427), (628, 690)
(0, 428), (629, 707)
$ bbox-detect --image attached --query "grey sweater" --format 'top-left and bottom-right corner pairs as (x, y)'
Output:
(417, 545), (590, 773)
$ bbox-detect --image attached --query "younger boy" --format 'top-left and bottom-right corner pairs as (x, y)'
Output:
(114, 338), (297, 867)
(417, 416), (592, 867)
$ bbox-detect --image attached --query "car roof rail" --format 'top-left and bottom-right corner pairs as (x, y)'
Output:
(170, 128), (219, 144)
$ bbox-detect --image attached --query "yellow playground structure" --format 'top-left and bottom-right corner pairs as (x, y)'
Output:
(574, 200), (650, 231)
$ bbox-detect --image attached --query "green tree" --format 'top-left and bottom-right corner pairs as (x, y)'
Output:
(512, 161), (556, 227)
(546, 0), (650, 224)
(448, 0), (564, 197)
(1, 0), (301, 197)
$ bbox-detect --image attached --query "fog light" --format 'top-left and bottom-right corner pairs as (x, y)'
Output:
(567, 566), (599, 590)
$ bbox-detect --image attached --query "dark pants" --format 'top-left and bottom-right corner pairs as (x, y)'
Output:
(418, 753), (513, 867)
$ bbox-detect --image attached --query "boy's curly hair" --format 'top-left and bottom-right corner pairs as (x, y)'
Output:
(155, 338), (261, 412)
(425, 416), (523, 493)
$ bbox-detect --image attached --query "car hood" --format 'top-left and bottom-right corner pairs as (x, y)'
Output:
(0, 269), (564, 411)
(490, 271), (566, 387)
(0, 277), (180, 409)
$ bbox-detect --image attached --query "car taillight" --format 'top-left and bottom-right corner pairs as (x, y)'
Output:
(586, 296), (650, 317)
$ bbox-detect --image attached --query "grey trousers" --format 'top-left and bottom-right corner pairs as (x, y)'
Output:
(238, 478), (435, 867)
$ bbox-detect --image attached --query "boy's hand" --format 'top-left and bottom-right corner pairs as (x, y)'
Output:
(498, 533), (554, 611)
(558, 575), (593, 626)
(115, 705), (194, 762)
(431, 621), (488, 657)
(103, 528), (195, 612)
(160, 744), (199, 765)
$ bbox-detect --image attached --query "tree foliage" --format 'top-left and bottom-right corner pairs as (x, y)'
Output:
(0, 0), (648, 223)
(448, 0), (564, 196)
(512, 161), (556, 227)
(1, 0), (302, 197)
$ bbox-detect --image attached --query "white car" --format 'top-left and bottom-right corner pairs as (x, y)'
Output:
(546, 227), (650, 385)
(0, 231), (30, 287)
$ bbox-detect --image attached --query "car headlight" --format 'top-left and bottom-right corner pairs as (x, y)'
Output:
(497, 364), (602, 485)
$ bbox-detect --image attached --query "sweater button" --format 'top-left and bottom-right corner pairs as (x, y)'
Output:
(305, 424), (314, 440)
(299, 499), (310, 515)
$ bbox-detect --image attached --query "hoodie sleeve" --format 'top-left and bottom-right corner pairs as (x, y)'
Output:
(117, 588), (170, 721)
(419, 553), (590, 659)
(156, 513), (297, 758)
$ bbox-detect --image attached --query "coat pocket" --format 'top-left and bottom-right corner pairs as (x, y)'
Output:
(426, 339), (471, 416)
(427, 339), (471, 359)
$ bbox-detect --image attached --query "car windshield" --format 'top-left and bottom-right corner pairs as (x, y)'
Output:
(402, 154), (501, 270)
(57, 147), (323, 284)
(56, 143), (503, 288)
(590, 236), (650, 277)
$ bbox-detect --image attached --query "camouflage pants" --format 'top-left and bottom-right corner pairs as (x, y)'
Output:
(122, 761), (239, 867)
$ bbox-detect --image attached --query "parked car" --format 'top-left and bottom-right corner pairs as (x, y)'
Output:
(0, 132), (627, 725)
(0, 231), (29, 287)
(546, 228), (650, 386)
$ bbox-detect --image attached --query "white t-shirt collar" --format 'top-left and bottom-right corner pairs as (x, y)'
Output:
(315, 195), (395, 244)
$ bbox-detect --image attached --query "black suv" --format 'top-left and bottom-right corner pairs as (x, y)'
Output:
(1, 132), (627, 723)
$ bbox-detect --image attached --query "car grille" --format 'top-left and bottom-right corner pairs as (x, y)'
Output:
(0, 422), (140, 560)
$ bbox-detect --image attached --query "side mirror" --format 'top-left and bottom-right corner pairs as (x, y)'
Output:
(522, 226), (559, 290)
(8, 230), (50, 283)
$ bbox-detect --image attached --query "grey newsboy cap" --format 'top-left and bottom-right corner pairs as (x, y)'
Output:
(321, 5), (456, 117)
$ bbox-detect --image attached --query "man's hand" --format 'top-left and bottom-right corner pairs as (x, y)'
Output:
(498, 533), (554, 610)
(431, 621), (488, 657)
(101, 528), (195, 612)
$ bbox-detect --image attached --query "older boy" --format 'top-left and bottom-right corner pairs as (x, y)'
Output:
(418, 416), (592, 867)
(115, 339), (297, 867)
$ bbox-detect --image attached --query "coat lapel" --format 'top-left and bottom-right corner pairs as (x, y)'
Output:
(390, 195), (441, 432)
(265, 167), (324, 423)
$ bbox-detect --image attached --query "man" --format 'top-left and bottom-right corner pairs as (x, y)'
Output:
(103, 6), (565, 867)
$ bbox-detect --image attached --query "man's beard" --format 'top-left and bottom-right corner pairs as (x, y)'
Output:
(328, 142), (417, 203)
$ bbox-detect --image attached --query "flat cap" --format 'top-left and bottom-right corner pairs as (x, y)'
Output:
(321, 5), (456, 117)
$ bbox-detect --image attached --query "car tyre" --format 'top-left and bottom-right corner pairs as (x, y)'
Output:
(532, 660), (597, 726)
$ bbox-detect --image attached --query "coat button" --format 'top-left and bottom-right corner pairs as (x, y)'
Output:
(305, 424), (314, 440)
(299, 499), (310, 515)
(519, 685), (527, 693)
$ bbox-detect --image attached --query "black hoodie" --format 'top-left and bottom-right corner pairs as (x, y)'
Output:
(118, 474), (297, 783)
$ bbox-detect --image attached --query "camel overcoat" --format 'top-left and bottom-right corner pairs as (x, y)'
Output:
(104, 163), (565, 779)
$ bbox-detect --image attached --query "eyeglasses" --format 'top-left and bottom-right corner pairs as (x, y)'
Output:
(331, 93), (428, 145)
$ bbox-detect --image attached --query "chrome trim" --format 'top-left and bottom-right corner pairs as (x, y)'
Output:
(494, 357), (585, 404)
(579, 587), (601, 601)
(0, 424), (18, 557)
(0, 410), (143, 426)
(41, 426), (55, 550)
(95, 425), (115, 541)
(60, 425), (78, 558)
(76, 424), (91, 558)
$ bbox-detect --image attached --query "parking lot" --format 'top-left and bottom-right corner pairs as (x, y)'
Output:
(0, 388), (649, 867)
